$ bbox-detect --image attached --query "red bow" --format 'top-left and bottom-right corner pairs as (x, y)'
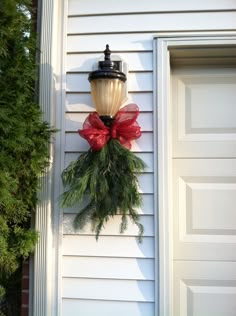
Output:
(79, 104), (141, 151)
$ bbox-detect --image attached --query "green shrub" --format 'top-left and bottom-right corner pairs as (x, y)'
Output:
(0, 0), (53, 313)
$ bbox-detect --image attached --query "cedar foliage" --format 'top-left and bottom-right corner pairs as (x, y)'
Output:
(0, 0), (52, 313)
(61, 139), (145, 241)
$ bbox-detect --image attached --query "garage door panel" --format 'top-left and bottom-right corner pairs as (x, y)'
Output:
(174, 261), (236, 316)
(174, 242), (236, 261)
(171, 56), (236, 315)
(173, 159), (236, 260)
(172, 68), (236, 158)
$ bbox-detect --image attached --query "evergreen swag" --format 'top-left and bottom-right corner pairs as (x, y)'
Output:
(61, 138), (145, 242)
(0, 0), (52, 312)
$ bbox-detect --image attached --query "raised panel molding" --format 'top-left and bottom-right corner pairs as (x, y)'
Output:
(174, 262), (236, 316)
(186, 182), (236, 234)
(173, 70), (236, 139)
(172, 67), (236, 157)
(173, 159), (236, 259)
(179, 179), (236, 236)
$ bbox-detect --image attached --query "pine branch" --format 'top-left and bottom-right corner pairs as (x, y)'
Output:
(61, 139), (146, 241)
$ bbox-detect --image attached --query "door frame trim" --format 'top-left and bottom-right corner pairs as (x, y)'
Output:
(153, 31), (236, 316)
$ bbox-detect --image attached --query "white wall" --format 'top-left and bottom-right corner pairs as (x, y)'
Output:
(58, 1), (236, 315)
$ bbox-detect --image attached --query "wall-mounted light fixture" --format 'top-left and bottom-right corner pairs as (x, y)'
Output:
(88, 44), (127, 126)
(61, 45), (145, 241)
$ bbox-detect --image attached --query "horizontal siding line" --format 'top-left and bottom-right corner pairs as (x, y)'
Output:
(64, 152), (154, 156)
(63, 210), (154, 217)
(66, 70), (153, 74)
(67, 71), (89, 74)
(62, 299), (155, 308)
(65, 110), (153, 114)
(62, 279), (155, 285)
(62, 296), (155, 303)
(62, 235), (153, 239)
(62, 278), (155, 283)
(67, 50), (153, 54)
(64, 151), (154, 155)
(67, 31), (157, 37)
(62, 276), (155, 281)
(66, 90), (153, 95)
(64, 213), (154, 216)
(127, 90), (153, 94)
(66, 91), (89, 94)
(61, 171), (153, 175)
(62, 254), (154, 260)
(63, 230), (154, 236)
(62, 255), (154, 260)
(62, 235), (154, 239)
(67, 31), (158, 36)
(67, 9), (236, 18)
(63, 233), (154, 238)
(66, 91), (153, 94)
(63, 211), (154, 216)
(66, 90), (153, 94)
(65, 130), (153, 134)
(67, 28), (236, 36)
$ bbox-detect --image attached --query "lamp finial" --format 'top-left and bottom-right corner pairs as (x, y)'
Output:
(104, 44), (111, 61)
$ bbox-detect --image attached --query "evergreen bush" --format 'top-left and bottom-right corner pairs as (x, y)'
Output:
(0, 0), (52, 313)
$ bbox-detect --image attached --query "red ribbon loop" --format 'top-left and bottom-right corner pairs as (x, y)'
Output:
(78, 104), (141, 151)
(78, 112), (110, 151)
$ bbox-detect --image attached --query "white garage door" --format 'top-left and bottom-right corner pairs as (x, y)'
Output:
(171, 65), (236, 316)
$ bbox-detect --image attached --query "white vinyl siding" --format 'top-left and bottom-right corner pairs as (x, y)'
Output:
(59, 1), (236, 316)
(63, 2), (155, 314)
(68, 0), (236, 14)
(67, 12), (236, 34)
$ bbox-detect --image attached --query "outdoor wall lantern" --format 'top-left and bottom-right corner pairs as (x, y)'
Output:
(61, 45), (145, 241)
(89, 44), (126, 126)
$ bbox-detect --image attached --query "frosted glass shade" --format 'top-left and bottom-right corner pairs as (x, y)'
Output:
(90, 78), (125, 117)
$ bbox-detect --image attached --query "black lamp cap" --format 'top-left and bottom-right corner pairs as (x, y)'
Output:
(88, 44), (127, 82)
